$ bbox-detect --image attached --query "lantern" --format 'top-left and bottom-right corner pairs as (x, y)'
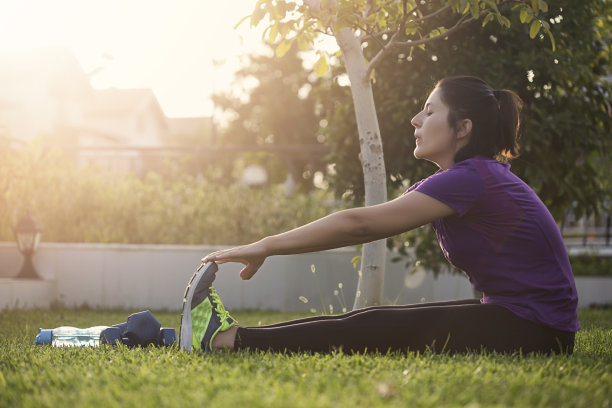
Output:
(14, 214), (42, 279)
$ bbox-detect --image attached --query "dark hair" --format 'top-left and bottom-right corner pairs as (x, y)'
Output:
(435, 76), (522, 163)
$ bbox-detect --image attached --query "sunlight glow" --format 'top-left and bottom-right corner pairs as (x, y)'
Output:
(0, 0), (266, 117)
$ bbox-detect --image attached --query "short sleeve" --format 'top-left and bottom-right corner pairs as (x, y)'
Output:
(413, 160), (484, 216)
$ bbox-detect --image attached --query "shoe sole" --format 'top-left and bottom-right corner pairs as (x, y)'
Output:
(179, 261), (218, 351)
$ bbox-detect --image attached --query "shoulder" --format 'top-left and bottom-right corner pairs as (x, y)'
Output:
(407, 158), (490, 216)
(404, 156), (504, 195)
(428, 157), (485, 188)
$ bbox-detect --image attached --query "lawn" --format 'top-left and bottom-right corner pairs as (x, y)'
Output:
(1, 307), (611, 408)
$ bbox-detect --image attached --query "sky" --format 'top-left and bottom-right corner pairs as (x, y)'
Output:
(0, 0), (273, 118)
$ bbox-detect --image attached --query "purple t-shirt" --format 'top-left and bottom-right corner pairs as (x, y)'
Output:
(407, 156), (579, 332)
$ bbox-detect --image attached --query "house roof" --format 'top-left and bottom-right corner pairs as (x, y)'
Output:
(0, 47), (170, 145)
(85, 88), (169, 130)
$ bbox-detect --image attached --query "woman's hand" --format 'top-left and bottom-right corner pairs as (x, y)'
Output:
(202, 240), (268, 280)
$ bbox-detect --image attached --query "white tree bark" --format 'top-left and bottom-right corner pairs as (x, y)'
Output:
(335, 27), (388, 309)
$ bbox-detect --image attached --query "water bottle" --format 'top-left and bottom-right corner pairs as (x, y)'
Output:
(35, 326), (116, 347)
(35, 311), (177, 347)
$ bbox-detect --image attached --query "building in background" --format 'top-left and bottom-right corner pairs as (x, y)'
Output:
(0, 47), (210, 173)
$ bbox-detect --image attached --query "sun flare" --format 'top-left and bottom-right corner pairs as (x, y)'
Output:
(0, 0), (265, 117)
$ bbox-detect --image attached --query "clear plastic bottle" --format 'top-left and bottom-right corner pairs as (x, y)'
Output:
(36, 326), (110, 347)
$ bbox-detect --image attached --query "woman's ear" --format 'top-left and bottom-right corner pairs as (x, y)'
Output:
(456, 118), (472, 140)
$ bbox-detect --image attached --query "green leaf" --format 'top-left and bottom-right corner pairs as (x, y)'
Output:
(297, 35), (309, 51)
(547, 30), (556, 51)
(481, 0), (499, 14)
(482, 13), (495, 27)
(470, 2), (480, 19)
(531, 0), (540, 13)
(278, 21), (291, 37)
(268, 24), (279, 43)
(520, 7), (529, 24)
(538, 0), (549, 12)
(529, 20), (541, 39)
(250, 7), (266, 27)
(275, 40), (292, 58)
(314, 55), (329, 77)
(499, 16), (511, 28)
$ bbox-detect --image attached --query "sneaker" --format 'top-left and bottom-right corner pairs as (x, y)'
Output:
(190, 287), (236, 352)
(179, 261), (219, 351)
(179, 261), (236, 351)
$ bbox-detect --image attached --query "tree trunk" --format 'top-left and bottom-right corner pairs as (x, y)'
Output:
(335, 27), (388, 309)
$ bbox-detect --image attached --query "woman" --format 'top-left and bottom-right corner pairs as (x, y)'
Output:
(182, 76), (579, 355)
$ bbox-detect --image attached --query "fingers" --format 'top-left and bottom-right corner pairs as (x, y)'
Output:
(201, 243), (265, 280)
(202, 244), (255, 265)
(201, 249), (235, 265)
(240, 265), (257, 280)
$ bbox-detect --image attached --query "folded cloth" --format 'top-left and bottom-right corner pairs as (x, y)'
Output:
(100, 310), (177, 347)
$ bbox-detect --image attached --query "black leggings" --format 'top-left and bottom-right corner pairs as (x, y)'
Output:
(234, 299), (575, 354)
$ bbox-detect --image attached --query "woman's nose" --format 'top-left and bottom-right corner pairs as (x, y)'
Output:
(411, 112), (421, 128)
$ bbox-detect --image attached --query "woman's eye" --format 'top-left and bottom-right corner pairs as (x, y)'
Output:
(426, 111), (433, 116)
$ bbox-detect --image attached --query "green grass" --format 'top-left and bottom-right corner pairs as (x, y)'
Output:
(1, 308), (611, 408)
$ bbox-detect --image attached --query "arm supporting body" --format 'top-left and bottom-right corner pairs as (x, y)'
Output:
(203, 191), (454, 280)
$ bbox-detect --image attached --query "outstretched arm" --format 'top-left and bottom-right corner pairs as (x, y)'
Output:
(202, 191), (454, 280)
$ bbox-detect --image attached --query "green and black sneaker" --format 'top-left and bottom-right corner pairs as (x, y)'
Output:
(179, 261), (236, 352)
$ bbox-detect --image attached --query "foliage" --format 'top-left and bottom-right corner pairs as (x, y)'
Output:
(241, 1), (556, 307)
(316, 0), (612, 271)
(571, 255), (612, 277)
(0, 141), (338, 244)
(245, 0), (553, 78)
(212, 44), (326, 191)
(324, 0), (611, 218)
(1, 307), (611, 407)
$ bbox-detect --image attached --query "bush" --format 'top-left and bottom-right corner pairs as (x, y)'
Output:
(0, 141), (339, 245)
(571, 255), (612, 277)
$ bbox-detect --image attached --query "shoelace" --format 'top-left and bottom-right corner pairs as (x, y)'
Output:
(209, 288), (233, 323)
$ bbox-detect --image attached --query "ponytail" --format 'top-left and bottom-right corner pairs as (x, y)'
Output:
(493, 89), (522, 162)
(435, 76), (523, 163)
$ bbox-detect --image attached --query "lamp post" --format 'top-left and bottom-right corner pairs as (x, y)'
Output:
(14, 214), (42, 279)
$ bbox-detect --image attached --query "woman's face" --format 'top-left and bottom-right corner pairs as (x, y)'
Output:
(410, 87), (458, 170)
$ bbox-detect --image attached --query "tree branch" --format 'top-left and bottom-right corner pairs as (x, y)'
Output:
(358, 24), (389, 50)
(366, 28), (402, 79)
(409, 5), (451, 24)
(359, 3), (445, 43)
(394, 14), (474, 47)
(360, 29), (395, 43)
(363, 0), (371, 20)
(400, 0), (420, 32)
(366, 14), (474, 78)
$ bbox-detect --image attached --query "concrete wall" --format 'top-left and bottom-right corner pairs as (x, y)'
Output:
(1, 242), (610, 311)
(0, 242), (473, 311)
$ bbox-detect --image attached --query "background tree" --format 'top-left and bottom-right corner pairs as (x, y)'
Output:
(318, 0), (611, 272)
(246, 0), (554, 308)
(213, 45), (325, 191)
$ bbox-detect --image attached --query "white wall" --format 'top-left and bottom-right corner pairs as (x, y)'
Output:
(0, 242), (474, 311)
(1, 242), (609, 311)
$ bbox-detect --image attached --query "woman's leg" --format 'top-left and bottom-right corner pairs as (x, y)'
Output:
(233, 302), (574, 354)
(258, 298), (481, 328)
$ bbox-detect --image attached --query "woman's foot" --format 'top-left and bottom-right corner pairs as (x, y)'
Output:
(190, 287), (237, 352)
(180, 261), (222, 351)
(179, 261), (237, 352)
